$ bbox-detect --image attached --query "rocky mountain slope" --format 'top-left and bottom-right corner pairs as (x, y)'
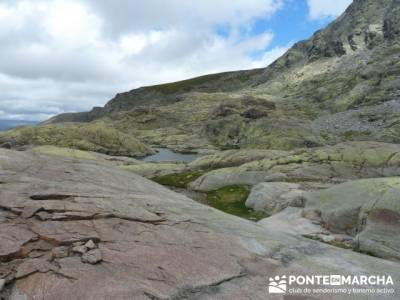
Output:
(34, 0), (400, 153)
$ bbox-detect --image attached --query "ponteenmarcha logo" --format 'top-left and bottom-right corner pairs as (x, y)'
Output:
(267, 274), (395, 295)
(268, 275), (287, 294)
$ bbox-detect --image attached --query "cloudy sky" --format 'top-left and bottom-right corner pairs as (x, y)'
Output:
(0, 0), (352, 121)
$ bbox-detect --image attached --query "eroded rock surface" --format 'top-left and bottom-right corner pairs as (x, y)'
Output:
(246, 182), (304, 215)
(304, 177), (400, 262)
(258, 207), (325, 236)
(0, 149), (399, 299)
(190, 142), (400, 191)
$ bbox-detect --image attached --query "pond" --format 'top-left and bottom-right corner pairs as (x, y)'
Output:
(142, 148), (201, 163)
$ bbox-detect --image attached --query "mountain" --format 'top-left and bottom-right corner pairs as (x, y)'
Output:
(41, 0), (400, 153)
(1, 2), (400, 297)
(0, 120), (37, 131)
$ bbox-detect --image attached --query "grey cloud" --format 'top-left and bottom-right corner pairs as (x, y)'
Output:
(0, 0), (284, 121)
(82, 0), (282, 36)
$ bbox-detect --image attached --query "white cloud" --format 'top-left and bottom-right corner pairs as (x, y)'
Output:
(307, 0), (352, 20)
(250, 46), (288, 69)
(0, 0), (284, 121)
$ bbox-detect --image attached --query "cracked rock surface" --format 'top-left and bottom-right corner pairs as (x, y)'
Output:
(190, 141), (400, 191)
(0, 148), (399, 299)
(304, 177), (400, 262)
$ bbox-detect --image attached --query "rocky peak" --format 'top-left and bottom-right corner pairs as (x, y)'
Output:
(384, 0), (400, 40)
(268, 0), (397, 73)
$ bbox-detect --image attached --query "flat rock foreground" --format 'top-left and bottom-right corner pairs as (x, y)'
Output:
(0, 149), (399, 300)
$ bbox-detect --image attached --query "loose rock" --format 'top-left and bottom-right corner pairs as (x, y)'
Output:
(72, 245), (87, 255)
(51, 246), (70, 259)
(0, 279), (5, 292)
(81, 249), (102, 264)
(84, 240), (96, 250)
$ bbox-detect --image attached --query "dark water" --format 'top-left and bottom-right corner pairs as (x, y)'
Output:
(0, 120), (37, 131)
(142, 148), (200, 163)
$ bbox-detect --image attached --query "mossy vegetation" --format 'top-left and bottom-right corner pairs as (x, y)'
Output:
(30, 146), (97, 160)
(147, 70), (261, 95)
(151, 173), (267, 221)
(302, 234), (353, 250)
(151, 171), (206, 188)
(150, 73), (226, 94)
(353, 249), (380, 258)
(341, 130), (372, 140)
(206, 185), (268, 221)
(0, 122), (152, 157)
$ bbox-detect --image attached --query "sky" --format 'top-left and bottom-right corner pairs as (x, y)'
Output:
(0, 0), (352, 121)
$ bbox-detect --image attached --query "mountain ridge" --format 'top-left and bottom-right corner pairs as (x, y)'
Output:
(47, 0), (399, 124)
(3, 0), (400, 153)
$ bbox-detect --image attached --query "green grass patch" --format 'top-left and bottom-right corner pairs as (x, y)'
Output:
(151, 171), (206, 188)
(31, 146), (97, 160)
(149, 73), (225, 94)
(341, 130), (372, 140)
(206, 185), (268, 221)
(150, 175), (268, 221)
(144, 69), (260, 95)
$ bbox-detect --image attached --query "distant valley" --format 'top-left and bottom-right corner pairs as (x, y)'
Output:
(0, 120), (38, 131)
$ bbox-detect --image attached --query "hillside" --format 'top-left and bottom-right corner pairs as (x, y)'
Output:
(36, 0), (400, 153)
(0, 122), (153, 157)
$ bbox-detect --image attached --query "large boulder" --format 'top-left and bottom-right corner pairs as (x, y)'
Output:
(245, 182), (304, 214)
(189, 168), (282, 191)
(121, 162), (187, 178)
(0, 122), (154, 157)
(0, 149), (399, 299)
(190, 142), (400, 191)
(303, 177), (400, 261)
(189, 149), (288, 170)
(258, 207), (325, 236)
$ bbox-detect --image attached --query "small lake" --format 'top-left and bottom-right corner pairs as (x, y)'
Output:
(142, 148), (200, 163)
